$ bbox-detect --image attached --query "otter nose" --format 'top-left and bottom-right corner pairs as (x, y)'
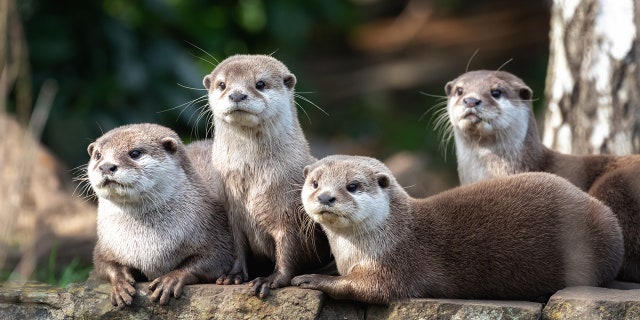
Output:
(463, 97), (481, 108)
(229, 92), (248, 102)
(99, 163), (117, 175)
(317, 193), (336, 206)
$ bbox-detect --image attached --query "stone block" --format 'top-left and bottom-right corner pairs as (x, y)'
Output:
(542, 286), (640, 320)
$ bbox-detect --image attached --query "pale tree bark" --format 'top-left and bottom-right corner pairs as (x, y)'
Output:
(543, 0), (640, 155)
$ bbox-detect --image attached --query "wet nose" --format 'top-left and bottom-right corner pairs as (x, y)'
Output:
(317, 193), (336, 206)
(229, 92), (248, 102)
(99, 163), (117, 175)
(463, 97), (481, 108)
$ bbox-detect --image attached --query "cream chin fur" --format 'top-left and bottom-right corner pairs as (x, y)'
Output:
(351, 191), (390, 230)
(450, 98), (530, 185)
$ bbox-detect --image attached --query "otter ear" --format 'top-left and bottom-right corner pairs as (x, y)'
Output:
(376, 173), (391, 189)
(87, 143), (96, 156)
(519, 85), (532, 101)
(445, 81), (453, 95)
(283, 74), (296, 90)
(161, 137), (179, 154)
(303, 165), (311, 179)
(203, 75), (213, 90)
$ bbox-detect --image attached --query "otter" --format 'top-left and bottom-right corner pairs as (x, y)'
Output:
(445, 70), (640, 282)
(203, 54), (332, 298)
(88, 123), (234, 307)
(291, 155), (624, 304)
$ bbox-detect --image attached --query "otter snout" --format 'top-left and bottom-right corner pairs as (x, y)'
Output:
(99, 162), (118, 175)
(318, 193), (336, 206)
(229, 92), (248, 102)
(463, 97), (481, 108)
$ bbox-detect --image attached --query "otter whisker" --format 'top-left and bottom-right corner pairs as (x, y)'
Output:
(428, 108), (455, 161)
(176, 83), (208, 91)
(495, 58), (514, 73)
(71, 164), (95, 199)
(419, 100), (448, 122)
(268, 48), (280, 56)
(205, 112), (214, 138)
(158, 95), (208, 113)
(432, 109), (452, 133)
(185, 40), (219, 66)
(178, 96), (208, 122)
(190, 103), (212, 139)
(419, 91), (448, 100)
(465, 48), (480, 72)
(295, 100), (313, 125)
(295, 93), (329, 116)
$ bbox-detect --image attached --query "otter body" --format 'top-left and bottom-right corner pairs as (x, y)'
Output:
(446, 70), (640, 282)
(292, 155), (624, 304)
(88, 123), (233, 307)
(203, 54), (331, 297)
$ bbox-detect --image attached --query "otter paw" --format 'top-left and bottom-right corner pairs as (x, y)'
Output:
(248, 277), (270, 298)
(248, 274), (290, 299)
(291, 274), (320, 289)
(111, 279), (136, 308)
(148, 276), (185, 305)
(216, 272), (245, 285)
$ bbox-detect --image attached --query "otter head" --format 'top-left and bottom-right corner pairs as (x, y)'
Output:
(301, 155), (395, 233)
(87, 123), (184, 205)
(203, 54), (297, 128)
(445, 70), (532, 141)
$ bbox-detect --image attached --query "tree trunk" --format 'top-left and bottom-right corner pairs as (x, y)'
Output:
(543, 0), (640, 155)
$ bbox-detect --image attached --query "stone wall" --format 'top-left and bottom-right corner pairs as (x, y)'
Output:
(1, 275), (639, 319)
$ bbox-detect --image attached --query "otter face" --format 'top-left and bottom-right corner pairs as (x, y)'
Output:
(203, 55), (297, 128)
(87, 124), (182, 204)
(445, 70), (532, 139)
(301, 157), (392, 232)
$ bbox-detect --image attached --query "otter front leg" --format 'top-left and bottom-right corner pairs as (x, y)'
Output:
(94, 256), (137, 308)
(292, 271), (391, 305)
(216, 255), (248, 285)
(249, 232), (295, 298)
(217, 231), (249, 285)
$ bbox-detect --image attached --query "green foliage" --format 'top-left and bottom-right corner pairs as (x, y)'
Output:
(34, 247), (93, 288)
(0, 248), (92, 287)
(0, 269), (10, 283)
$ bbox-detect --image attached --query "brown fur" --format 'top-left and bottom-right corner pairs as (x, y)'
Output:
(88, 123), (234, 307)
(446, 70), (640, 282)
(292, 155), (623, 304)
(203, 54), (332, 298)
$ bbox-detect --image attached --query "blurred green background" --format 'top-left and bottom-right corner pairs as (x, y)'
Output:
(14, 0), (550, 187)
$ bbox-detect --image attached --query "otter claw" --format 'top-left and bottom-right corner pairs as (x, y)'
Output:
(217, 273), (245, 285)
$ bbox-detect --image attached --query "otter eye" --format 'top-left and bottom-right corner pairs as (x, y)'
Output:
(346, 182), (359, 193)
(490, 89), (503, 99)
(455, 87), (463, 96)
(218, 82), (226, 90)
(256, 80), (266, 90)
(94, 151), (102, 160)
(129, 149), (142, 159)
(312, 180), (318, 189)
